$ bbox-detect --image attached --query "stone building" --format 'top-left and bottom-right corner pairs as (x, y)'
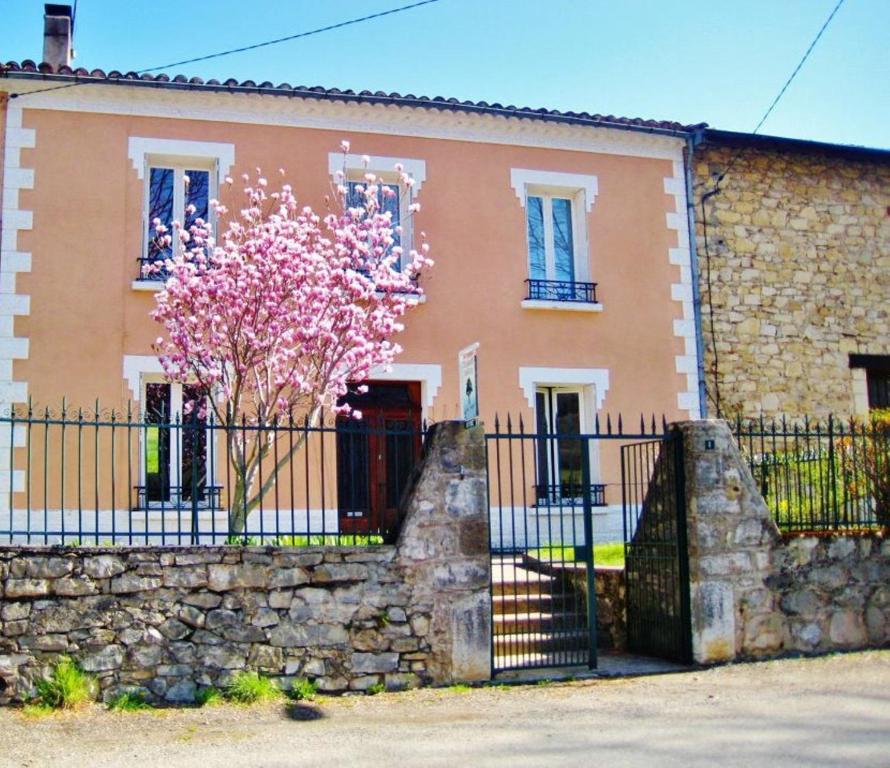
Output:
(691, 130), (890, 419)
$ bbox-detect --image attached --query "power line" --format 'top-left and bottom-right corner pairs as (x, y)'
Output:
(9, 0), (444, 100)
(710, 0), (846, 190)
(698, 0), (847, 417)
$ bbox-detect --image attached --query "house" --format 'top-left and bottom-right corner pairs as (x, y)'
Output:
(691, 129), (890, 419)
(0, 6), (701, 542)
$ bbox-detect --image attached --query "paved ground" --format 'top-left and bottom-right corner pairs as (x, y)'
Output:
(1, 651), (888, 768)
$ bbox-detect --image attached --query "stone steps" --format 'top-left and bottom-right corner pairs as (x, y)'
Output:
(491, 557), (589, 667)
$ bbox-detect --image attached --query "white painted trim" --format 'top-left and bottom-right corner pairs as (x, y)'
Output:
(851, 367), (869, 417)
(518, 367), (610, 411)
(131, 280), (165, 292)
(510, 169), (598, 211)
(369, 362), (442, 410)
(127, 137), (235, 179)
(664, 160), (701, 418)
(327, 153), (426, 193)
(0, 102), (33, 428)
(521, 300), (603, 313)
(7, 84), (685, 161)
(123, 355), (164, 402)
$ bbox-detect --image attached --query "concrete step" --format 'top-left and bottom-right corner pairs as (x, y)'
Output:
(494, 629), (589, 656)
(494, 611), (587, 635)
(492, 592), (581, 616)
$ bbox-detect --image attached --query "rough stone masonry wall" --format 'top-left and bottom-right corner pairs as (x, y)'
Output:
(678, 419), (890, 664)
(0, 422), (491, 704)
(692, 144), (890, 418)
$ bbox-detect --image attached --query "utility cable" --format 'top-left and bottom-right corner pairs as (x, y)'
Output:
(697, 0), (846, 415)
(8, 0), (444, 100)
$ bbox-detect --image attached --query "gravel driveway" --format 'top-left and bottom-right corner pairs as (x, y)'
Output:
(1, 650), (888, 768)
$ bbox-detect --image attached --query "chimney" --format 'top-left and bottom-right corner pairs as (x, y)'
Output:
(43, 4), (74, 69)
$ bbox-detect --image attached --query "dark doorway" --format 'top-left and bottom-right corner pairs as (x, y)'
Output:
(336, 382), (422, 536)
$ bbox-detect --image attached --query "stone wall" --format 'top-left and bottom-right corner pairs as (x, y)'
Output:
(692, 143), (890, 418)
(0, 422), (491, 704)
(678, 419), (890, 664)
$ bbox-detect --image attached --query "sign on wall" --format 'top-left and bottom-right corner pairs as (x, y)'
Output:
(459, 342), (480, 426)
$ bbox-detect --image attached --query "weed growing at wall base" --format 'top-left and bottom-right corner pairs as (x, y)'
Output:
(225, 671), (283, 704)
(33, 657), (97, 710)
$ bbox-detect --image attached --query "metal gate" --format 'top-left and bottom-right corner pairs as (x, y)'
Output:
(486, 414), (679, 673)
(621, 435), (692, 664)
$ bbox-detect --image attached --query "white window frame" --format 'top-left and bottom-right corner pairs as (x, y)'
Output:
(511, 169), (600, 310)
(328, 153), (426, 271)
(534, 385), (593, 493)
(139, 374), (217, 510)
(524, 187), (590, 284)
(128, 137), (235, 292)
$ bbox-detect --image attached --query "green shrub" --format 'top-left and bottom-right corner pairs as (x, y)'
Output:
(287, 677), (317, 702)
(195, 686), (224, 707)
(107, 691), (153, 712)
(33, 657), (97, 710)
(225, 671), (283, 704)
(366, 682), (385, 696)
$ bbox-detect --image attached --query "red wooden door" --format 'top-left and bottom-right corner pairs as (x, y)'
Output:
(337, 383), (422, 537)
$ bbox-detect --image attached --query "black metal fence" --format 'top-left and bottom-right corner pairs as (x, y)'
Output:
(0, 404), (426, 546)
(732, 415), (890, 533)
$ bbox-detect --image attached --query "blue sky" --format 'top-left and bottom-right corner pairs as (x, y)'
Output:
(3, 0), (888, 147)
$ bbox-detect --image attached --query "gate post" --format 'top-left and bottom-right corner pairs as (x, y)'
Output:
(581, 438), (597, 669)
(672, 420), (778, 664)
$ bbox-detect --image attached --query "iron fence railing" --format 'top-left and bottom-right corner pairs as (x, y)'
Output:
(0, 403), (426, 547)
(525, 278), (598, 304)
(732, 415), (890, 533)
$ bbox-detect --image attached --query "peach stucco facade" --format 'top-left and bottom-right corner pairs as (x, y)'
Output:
(0, 80), (700, 528)
(1, 84), (698, 420)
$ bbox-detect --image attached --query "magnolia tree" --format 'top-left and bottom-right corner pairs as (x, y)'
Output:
(149, 143), (432, 533)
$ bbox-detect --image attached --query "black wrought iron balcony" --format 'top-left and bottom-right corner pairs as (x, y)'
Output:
(525, 278), (598, 304)
(133, 484), (224, 511)
(136, 255), (170, 282)
(534, 483), (607, 507)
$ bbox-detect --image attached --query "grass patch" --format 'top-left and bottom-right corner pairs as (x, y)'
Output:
(527, 542), (625, 568)
(366, 682), (386, 696)
(21, 703), (55, 718)
(33, 657), (97, 710)
(224, 671), (283, 705)
(448, 684), (472, 694)
(195, 686), (225, 707)
(107, 691), (153, 712)
(286, 678), (317, 702)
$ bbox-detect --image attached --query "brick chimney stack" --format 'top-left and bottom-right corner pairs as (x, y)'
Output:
(43, 4), (74, 69)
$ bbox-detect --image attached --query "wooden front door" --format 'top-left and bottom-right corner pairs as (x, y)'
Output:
(336, 382), (422, 537)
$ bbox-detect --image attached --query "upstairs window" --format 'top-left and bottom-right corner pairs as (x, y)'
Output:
(526, 192), (578, 283)
(346, 180), (402, 258)
(128, 137), (234, 289)
(143, 165), (212, 280)
(511, 169), (599, 306)
(329, 152), (427, 274)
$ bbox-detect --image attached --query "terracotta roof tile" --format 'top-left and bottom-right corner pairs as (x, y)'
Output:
(1, 59), (706, 135)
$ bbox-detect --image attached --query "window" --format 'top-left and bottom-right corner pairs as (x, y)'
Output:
(329, 152), (426, 274)
(534, 387), (604, 507)
(849, 355), (890, 414)
(346, 180), (402, 259)
(142, 165), (212, 281)
(511, 169), (599, 307)
(138, 379), (219, 510)
(128, 137), (234, 290)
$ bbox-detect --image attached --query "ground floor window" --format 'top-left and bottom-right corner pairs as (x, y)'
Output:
(850, 354), (890, 412)
(139, 380), (215, 509)
(534, 387), (585, 505)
